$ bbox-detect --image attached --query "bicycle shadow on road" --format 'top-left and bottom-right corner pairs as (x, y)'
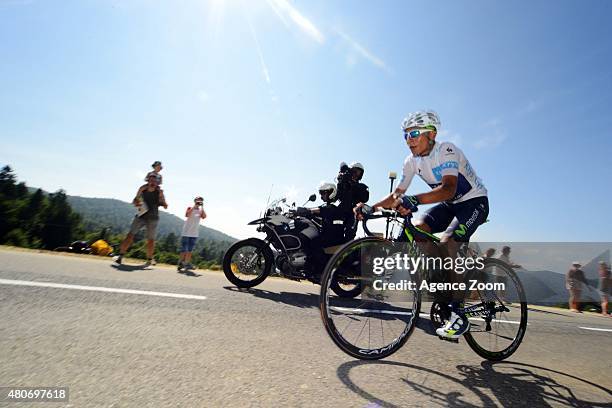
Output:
(337, 359), (612, 408)
(223, 286), (319, 309)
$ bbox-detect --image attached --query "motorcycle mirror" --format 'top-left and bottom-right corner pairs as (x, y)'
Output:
(308, 194), (316, 202)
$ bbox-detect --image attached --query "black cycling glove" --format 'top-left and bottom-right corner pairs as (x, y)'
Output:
(400, 195), (419, 212)
(295, 207), (310, 217)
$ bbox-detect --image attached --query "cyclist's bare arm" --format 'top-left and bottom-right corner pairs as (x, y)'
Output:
(364, 175), (457, 213)
(416, 175), (457, 204)
(370, 187), (407, 211)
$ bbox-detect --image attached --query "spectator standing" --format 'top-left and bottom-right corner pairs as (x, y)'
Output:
(114, 174), (168, 266)
(599, 261), (611, 316)
(566, 261), (587, 313)
(498, 246), (522, 268)
(178, 196), (207, 272)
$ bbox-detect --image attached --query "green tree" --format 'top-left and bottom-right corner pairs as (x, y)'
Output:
(5, 229), (28, 246)
(160, 232), (178, 253)
(21, 188), (46, 245)
(39, 190), (82, 249)
(0, 165), (17, 198)
(0, 166), (18, 240)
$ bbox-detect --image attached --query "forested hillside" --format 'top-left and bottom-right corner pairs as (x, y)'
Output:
(1, 165), (235, 268)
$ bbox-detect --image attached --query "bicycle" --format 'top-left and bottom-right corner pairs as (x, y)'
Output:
(319, 208), (528, 361)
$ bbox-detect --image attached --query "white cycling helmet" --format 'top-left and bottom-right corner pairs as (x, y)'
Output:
(318, 181), (337, 202)
(401, 110), (441, 131)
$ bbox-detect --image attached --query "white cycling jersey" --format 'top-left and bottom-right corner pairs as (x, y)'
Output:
(397, 141), (487, 204)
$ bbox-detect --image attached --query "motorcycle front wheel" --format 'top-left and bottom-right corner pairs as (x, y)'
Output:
(223, 238), (273, 288)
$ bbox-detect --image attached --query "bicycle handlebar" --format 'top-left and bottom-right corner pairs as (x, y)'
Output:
(360, 208), (411, 237)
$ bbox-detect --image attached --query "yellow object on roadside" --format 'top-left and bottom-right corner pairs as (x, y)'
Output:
(91, 239), (112, 256)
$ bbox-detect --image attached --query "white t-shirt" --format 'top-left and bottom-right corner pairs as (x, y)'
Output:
(397, 141), (487, 204)
(181, 207), (203, 238)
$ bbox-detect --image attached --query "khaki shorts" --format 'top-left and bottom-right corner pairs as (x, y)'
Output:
(129, 216), (159, 240)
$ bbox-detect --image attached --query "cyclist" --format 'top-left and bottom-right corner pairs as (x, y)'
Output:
(356, 110), (489, 340)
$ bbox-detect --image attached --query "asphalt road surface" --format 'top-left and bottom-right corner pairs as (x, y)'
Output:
(1, 248), (611, 407)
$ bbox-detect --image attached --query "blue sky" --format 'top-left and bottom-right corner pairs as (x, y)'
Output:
(1, 0), (611, 240)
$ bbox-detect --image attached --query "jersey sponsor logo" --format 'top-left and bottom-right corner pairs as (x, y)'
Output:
(431, 161), (459, 181)
(454, 224), (467, 237)
(465, 208), (481, 228)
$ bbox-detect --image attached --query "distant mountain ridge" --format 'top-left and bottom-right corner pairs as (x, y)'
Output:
(66, 195), (236, 243)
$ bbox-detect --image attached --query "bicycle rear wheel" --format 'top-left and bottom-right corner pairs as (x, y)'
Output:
(319, 237), (421, 360)
(462, 258), (528, 361)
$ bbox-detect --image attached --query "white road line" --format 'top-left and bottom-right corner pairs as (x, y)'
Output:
(330, 306), (414, 316)
(468, 317), (525, 325)
(0, 278), (207, 300)
(579, 326), (612, 333)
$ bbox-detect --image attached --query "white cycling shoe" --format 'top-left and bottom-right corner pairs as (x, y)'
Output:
(436, 311), (470, 339)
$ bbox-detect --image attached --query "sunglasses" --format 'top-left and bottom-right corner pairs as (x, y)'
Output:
(403, 126), (436, 140)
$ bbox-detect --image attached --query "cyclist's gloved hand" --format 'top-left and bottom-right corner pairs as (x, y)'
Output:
(358, 204), (374, 216)
(400, 195), (419, 213)
(295, 207), (310, 217)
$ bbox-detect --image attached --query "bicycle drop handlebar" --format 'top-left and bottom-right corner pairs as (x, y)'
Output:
(359, 207), (414, 237)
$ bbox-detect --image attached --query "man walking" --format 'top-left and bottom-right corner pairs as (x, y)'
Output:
(178, 196), (206, 272)
(566, 261), (587, 312)
(599, 261), (611, 316)
(114, 174), (168, 266)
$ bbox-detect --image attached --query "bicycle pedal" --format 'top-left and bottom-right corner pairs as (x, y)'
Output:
(438, 336), (459, 343)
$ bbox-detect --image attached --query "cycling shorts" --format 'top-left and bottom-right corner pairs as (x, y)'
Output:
(422, 196), (489, 242)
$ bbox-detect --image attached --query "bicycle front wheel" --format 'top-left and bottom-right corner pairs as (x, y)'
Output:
(319, 237), (421, 360)
(463, 258), (528, 361)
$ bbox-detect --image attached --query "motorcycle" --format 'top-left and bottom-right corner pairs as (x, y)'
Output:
(222, 195), (362, 298)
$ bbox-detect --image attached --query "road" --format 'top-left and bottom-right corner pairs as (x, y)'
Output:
(1, 248), (611, 407)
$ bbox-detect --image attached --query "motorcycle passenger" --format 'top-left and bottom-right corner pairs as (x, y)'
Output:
(336, 161), (369, 239)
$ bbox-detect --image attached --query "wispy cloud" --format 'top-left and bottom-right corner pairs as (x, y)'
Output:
(334, 28), (389, 73)
(196, 90), (210, 103)
(472, 118), (507, 149)
(474, 133), (506, 149)
(266, 0), (324, 44)
(437, 129), (462, 146)
(283, 185), (301, 202)
(244, 12), (271, 84)
(517, 99), (541, 116)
